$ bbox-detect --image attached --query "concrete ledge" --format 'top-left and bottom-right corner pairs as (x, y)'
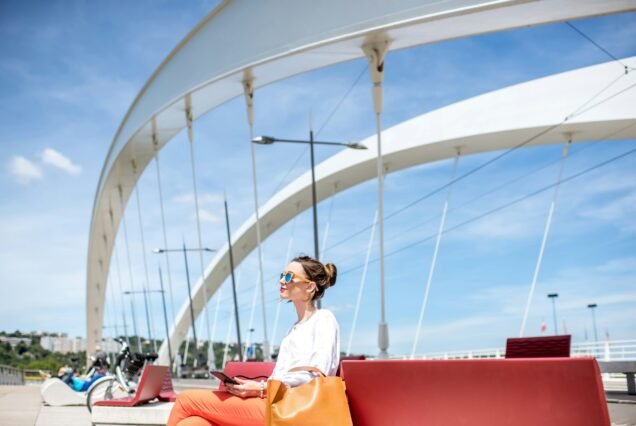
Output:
(91, 401), (173, 426)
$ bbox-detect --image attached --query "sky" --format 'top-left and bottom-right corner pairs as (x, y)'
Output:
(0, 2), (635, 358)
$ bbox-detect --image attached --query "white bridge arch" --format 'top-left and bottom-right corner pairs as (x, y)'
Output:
(155, 58), (636, 364)
(86, 0), (636, 359)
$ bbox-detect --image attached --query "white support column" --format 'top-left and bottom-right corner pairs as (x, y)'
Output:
(411, 150), (460, 358)
(242, 74), (271, 361)
(184, 95), (214, 367)
(363, 39), (390, 359)
(520, 139), (572, 336)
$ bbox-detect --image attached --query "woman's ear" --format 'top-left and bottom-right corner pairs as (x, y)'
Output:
(308, 281), (317, 295)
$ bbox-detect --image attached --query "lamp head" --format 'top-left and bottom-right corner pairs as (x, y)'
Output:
(587, 303), (597, 308)
(346, 142), (367, 150)
(153, 248), (163, 254)
(547, 293), (558, 298)
(252, 135), (276, 145)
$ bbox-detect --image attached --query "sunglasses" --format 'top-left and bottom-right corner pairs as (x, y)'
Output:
(280, 271), (311, 284)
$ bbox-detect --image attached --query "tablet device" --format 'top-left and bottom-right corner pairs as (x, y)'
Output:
(211, 370), (240, 385)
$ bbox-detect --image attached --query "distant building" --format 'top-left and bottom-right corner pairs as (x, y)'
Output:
(39, 336), (120, 354)
(40, 336), (86, 353)
(0, 336), (32, 348)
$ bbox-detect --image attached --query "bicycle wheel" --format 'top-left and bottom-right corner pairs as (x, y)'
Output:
(86, 376), (128, 412)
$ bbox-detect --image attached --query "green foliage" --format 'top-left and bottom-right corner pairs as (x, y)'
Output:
(0, 331), (86, 373)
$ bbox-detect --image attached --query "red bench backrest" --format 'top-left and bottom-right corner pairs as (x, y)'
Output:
(506, 335), (571, 358)
(340, 359), (609, 426)
(134, 365), (169, 404)
(94, 364), (168, 407)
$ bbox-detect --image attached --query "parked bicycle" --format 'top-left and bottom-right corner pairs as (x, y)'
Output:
(86, 338), (158, 412)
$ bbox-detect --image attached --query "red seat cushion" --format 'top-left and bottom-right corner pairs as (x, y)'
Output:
(506, 335), (571, 358)
(340, 359), (609, 426)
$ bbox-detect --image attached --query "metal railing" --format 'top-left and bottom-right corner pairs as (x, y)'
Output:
(401, 339), (636, 361)
(0, 365), (25, 385)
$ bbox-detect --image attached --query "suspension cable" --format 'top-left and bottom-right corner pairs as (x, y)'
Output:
(132, 173), (157, 353)
(338, 136), (636, 278)
(271, 207), (299, 349)
(185, 95), (213, 367)
(383, 140), (600, 248)
(327, 71), (636, 252)
(320, 185), (337, 258)
(109, 203), (130, 346)
(565, 21), (634, 72)
(151, 122), (177, 331)
(520, 139), (571, 337)
(346, 208), (378, 356)
(267, 64), (367, 200)
(411, 150), (460, 358)
(118, 185), (142, 350)
(223, 269), (242, 367)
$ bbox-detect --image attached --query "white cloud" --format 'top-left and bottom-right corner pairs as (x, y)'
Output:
(325, 303), (355, 315)
(579, 191), (636, 233)
(40, 148), (82, 176)
(8, 156), (43, 184)
(174, 192), (223, 205)
(197, 208), (220, 223)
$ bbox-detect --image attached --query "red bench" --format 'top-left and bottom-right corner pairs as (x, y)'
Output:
(340, 358), (609, 426)
(158, 369), (178, 402)
(506, 335), (571, 358)
(95, 365), (168, 407)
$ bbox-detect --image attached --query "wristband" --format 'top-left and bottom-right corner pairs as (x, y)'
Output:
(259, 380), (265, 399)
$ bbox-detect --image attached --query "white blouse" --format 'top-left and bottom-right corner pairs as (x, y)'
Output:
(269, 309), (340, 388)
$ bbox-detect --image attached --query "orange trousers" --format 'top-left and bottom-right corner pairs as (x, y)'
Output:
(167, 389), (266, 426)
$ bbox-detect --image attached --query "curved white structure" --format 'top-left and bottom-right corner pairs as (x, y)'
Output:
(87, 0), (636, 358)
(156, 58), (636, 364)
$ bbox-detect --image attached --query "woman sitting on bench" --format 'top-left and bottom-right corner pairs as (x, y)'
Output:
(167, 255), (341, 426)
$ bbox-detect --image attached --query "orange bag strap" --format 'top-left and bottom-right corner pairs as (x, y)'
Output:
(287, 366), (326, 377)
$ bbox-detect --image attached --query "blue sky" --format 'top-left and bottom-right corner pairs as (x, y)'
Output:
(0, 2), (635, 357)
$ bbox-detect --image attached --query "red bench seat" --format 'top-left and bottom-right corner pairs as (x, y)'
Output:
(95, 365), (168, 407)
(340, 358), (609, 426)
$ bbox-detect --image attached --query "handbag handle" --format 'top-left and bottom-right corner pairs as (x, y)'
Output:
(287, 366), (326, 377)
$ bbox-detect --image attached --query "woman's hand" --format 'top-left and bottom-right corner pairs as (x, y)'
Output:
(225, 378), (263, 399)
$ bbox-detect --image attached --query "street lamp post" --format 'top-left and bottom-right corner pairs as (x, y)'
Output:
(252, 135), (366, 307)
(153, 245), (216, 366)
(157, 266), (173, 369)
(587, 303), (599, 343)
(547, 293), (559, 335)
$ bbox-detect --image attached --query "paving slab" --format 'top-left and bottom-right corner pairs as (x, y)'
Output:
(0, 385), (41, 426)
(36, 405), (90, 426)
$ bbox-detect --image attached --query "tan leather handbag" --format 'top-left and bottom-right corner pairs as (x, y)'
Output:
(266, 366), (353, 426)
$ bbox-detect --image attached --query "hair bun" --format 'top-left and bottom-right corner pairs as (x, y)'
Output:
(324, 263), (337, 287)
